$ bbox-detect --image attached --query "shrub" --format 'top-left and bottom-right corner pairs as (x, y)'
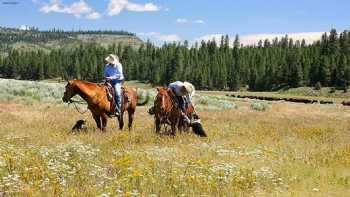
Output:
(314, 82), (322, 90)
(194, 95), (238, 111)
(250, 101), (268, 111)
(329, 87), (336, 93)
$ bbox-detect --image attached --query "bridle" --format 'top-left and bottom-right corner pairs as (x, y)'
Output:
(67, 98), (89, 114)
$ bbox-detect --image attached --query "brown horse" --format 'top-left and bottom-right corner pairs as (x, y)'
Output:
(153, 87), (194, 135)
(62, 79), (148, 131)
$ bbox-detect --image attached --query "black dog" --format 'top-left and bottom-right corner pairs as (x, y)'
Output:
(72, 120), (87, 132)
(190, 114), (207, 137)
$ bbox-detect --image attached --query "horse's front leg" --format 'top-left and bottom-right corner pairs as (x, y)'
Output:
(127, 109), (135, 131)
(155, 117), (161, 134)
(178, 120), (185, 134)
(101, 114), (108, 131)
(171, 120), (178, 136)
(92, 114), (102, 130)
(171, 124), (177, 136)
(118, 112), (124, 130)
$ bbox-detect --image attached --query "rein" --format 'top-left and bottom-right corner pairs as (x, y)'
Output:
(68, 99), (89, 114)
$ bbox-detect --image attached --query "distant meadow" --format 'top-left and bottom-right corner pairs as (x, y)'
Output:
(0, 78), (240, 111)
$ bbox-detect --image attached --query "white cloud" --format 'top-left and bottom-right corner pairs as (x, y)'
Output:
(85, 11), (101, 20)
(195, 32), (324, 46)
(176, 18), (205, 24)
(176, 18), (188, 24)
(138, 32), (181, 43)
(138, 32), (158, 36)
(107, 0), (160, 16)
(40, 0), (64, 13)
(19, 25), (30, 30)
(40, 0), (101, 20)
(158, 34), (181, 42)
(127, 2), (158, 12)
(240, 32), (324, 45)
(68, 0), (92, 16)
(193, 19), (204, 24)
(107, 0), (128, 15)
(195, 34), (225, 43)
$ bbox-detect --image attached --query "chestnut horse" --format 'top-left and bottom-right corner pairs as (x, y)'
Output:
(62, 79), (148, 131)
(153, 87), (194, 135)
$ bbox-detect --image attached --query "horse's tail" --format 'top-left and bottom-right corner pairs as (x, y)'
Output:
(136, 89), (150, 106)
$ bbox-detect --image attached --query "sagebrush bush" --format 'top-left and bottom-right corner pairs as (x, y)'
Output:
(0, 78), (64, 103)
(250, 101), (268, 111)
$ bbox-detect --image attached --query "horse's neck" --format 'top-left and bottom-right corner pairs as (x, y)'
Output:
(74, 81), (99, 103)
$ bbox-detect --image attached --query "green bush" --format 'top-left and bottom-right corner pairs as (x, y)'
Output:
(314, 82), (322, 90)
(250, 101), (268, 111)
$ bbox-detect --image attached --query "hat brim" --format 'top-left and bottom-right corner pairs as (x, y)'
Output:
(105, 58), (120, 65)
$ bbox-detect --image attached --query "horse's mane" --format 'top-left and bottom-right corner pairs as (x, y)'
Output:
(70, 79), (105, 90)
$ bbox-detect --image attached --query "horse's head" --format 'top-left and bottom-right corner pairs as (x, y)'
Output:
(62, 80), (78, 103)
(155, 87), (172, 112)
(122, 87), (131, 103)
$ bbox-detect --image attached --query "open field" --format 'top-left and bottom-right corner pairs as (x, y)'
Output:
(0, 79), (350, 196)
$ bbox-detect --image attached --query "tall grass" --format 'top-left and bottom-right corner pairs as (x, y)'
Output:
(1, 78), (349, 196)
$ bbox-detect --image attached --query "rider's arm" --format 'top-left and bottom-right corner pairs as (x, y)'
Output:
(104, 64), (123, 80)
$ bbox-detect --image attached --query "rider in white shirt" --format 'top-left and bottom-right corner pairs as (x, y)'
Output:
(168, 81), (195, 123)
(103, 54), (124, 116)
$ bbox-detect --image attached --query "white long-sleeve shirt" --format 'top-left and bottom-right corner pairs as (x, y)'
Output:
(103, 63), (124, 81)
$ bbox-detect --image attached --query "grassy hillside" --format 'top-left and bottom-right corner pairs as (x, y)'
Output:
(0, 78), (349, 196)
(0, 27), (144, 54)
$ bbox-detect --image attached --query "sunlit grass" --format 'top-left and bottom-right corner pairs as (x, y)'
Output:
(0, 79), (349, 196)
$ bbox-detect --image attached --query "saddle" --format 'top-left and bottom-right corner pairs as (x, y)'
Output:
(168, 89), (180, 108)
(168, 89), (191, 110)
(105, 82), (116, 104)
(105, 82), (129, 115)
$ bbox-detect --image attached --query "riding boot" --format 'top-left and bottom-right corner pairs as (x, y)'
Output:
(115, 106), (120, 116)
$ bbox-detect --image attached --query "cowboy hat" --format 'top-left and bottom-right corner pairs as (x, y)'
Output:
(183, 81), (195, 96)
(105, 54), (121, 66)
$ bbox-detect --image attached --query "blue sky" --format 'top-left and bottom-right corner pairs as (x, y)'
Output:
(0, 0), (349, 45)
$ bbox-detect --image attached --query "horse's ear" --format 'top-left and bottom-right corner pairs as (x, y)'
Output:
(156, 87), (160, 92)
(63, 76), (72, 84)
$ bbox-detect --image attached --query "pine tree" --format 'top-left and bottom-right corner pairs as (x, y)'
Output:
(319, 56), (331, 86)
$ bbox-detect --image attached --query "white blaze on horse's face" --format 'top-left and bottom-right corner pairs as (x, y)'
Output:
(161, 94), (165, 110)
(155, 87), (167, 112)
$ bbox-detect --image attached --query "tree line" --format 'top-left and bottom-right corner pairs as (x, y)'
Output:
(0, 26), (135, 44)
(1, 28), (350, 91)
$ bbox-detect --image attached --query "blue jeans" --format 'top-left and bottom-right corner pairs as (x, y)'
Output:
(111, 80), (122, 112)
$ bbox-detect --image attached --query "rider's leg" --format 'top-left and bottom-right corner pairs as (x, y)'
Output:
(178, 96), (190, 123)
(114, 82), (122, 114)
